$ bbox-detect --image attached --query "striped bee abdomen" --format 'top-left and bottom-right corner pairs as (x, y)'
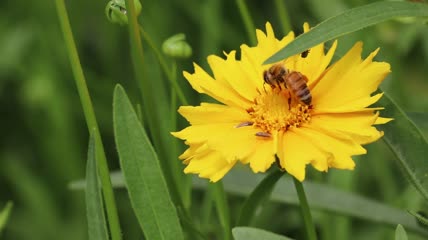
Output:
(285, 71), (312, 105)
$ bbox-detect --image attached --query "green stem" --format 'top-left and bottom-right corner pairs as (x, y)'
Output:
(123, 1), (164, 153)
(201, 188), (214, 226)
(169, 61), (187, 207)
(293, 177), (317, 240)
(124, 0), (147, 105)
(125, 0), (185, 216)
(138, 26), (189, 106)
(211, 182), (231, 240)
(54, 1), (122, 240)
(235, 0), (256, 45)
(274, 0), (293, 35)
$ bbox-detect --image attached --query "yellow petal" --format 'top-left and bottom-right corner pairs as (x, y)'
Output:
(328, 155), (356, 170)
(374, 117), (393, 124)
(184, 149), (236, 182)
(312, 42), (391, 109)
(293, 24), (338, 87)
(314, 93), (384, 113)
(277, 130), (327, 181)
(208, 52), (259, 101)
(243, 132), (277, 173)
(310, 111), (384, 144)
(294, 127), (364, 170)
(178, 103), (249, 125)
(183, 63), (252, 108)
(178, 142), (207, 164)
(174, 122), (272, 163)
(301, 41), (337, 87)
(172, 123), (236, 145)
(240, 22), (295, 92)
(207, 124), (272, 163)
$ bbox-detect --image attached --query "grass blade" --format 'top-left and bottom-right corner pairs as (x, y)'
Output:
(407, 112), (428, 135)
(86, 134), (109, 240)
(237, 169), (284, 226)
(70, 169), (428, 236)
(0, 201), (13, 236)
(408, 210), (428, 228)
(395, 224), (408, 240)
(265, 1), (428, 64)
(193, 169), (428, 237)
(113, 84), (184, 240)
(232, 227), (294, 240)
(377, 92), (428, 202)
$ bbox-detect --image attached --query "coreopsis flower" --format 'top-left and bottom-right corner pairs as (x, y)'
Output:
(172, 22), (391, 182)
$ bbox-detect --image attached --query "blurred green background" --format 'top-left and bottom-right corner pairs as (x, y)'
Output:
(1, 0), (427, 239)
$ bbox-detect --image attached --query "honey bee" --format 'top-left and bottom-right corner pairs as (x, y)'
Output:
(262, 63), (312, 106)
(263, 63), (288, 89)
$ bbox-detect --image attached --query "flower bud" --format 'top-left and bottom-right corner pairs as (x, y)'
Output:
(105, 0), (142, 25)
(162, 33), (192, 59)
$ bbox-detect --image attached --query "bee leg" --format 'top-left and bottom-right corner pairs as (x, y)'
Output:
(288, 97), (291, 110)
(236, 121), (254, 128)
(255, 132), (271, 138)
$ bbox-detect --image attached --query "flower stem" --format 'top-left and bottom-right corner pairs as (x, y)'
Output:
(235, 0), (256, 45)
(54, 1), (122, 240)
(274, 0), (293, 35)
(293, 177), (317, 240)
(138, 26), (189, 106)
(211, 182), (231, 240)
(169, 61), (188, 208)
(124, 0), (188, 221)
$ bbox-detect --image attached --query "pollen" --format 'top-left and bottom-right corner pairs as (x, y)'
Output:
(247, 89), (312, 134)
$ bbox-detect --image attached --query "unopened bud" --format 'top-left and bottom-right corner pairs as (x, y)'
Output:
(162, 33), (192, 59)
(105, 0), (142, 25)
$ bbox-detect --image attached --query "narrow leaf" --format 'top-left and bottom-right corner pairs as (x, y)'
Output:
(265, 1), (428, 63)
(193, 169), (428, 236)
(237, 168), (284, 226)
(0, 201), (13, 236)
(377, 92), (428, 202)
(113, 84), (184, 240)
(71, 168), (428, 236)
(395, 224), (408, 240)
(86, 133), (109, 240)
(232, 227), (294, 240)
(407, 112), (428, 135)
(408, 210), (428, 228)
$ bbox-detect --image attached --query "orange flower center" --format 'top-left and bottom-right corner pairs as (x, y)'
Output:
(247, 88), (312, 134)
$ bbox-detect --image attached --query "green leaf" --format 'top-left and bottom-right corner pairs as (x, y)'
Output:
(264, 1), (428, 64)
(377, 92), (428, 202)
(237, 168), (284, 226)
(113, 84), (184, 240)
(193, 169), (428, 237)
(395, 224), (408, 240)
(408, 210), (428, 228)
(232, 227), (294, 240)
(407, 112), (428, 135)
(86, 133), (109, 240)
(0, 201), (13, 236)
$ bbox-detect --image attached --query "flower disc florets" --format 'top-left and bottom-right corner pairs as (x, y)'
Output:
(247, 89), (311, 134)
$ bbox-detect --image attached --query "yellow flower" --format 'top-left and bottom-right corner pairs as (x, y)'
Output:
(172, 22), (391, 182)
